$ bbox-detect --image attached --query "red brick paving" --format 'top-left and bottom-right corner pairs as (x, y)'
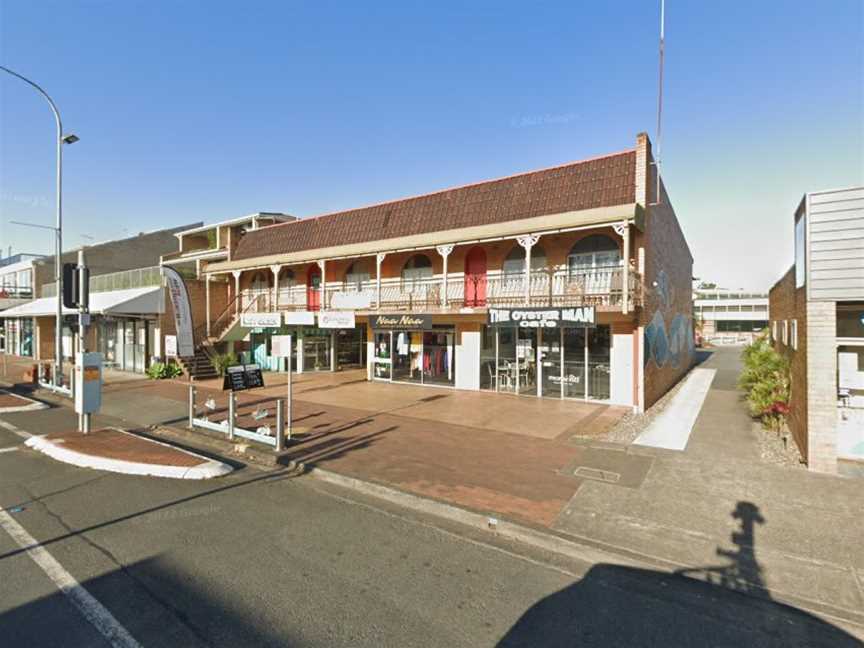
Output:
(45, 428), (206, 467)
(0, 392), (32, 408)
(9, 369), (640, 529)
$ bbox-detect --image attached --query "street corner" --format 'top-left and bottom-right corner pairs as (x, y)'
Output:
(24, 426), (233, 480)
(0, 389), (49, 414)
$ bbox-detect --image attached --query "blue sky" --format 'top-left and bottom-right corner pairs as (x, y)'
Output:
(1, 1), (862, 290)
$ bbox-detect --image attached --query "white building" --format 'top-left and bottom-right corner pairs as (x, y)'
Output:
(694, 286), (769, 345)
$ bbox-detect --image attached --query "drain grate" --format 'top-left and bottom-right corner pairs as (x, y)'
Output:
(573, 466), (621, 483)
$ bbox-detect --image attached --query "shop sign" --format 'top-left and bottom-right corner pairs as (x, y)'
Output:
(164, 335), (178, 358)
(330, 291), (372, 310)
(271, 334), (293, 358)
(283, 311), (316, 325)
(240, 312), (282, 328)
(371, 314), (433, 331)
(318, 311), (355, 329)
(163, 267), (195, 357)
(488, 306), (595, 328)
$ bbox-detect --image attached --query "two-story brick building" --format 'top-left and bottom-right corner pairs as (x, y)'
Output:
(769, 186), (864, 475)
(190, 133), (693, 410)
(1, 225), (198, 376)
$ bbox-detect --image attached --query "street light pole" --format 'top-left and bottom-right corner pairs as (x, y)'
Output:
(0, 65), (77, 389)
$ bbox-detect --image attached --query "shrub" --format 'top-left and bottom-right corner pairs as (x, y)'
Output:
(738, 334), (790, 431)
(146, 361), (184, 380)
(212, 351), (237, 377)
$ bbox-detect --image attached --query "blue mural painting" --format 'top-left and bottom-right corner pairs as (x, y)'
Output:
(644, 270), (694, 369)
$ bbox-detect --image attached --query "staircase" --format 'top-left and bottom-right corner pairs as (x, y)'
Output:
(179, 347), (219, 380)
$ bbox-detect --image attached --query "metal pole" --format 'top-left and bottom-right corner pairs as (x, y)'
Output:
(77, 249), (90, 433)
(228, 392), (235, 441)
(286, 334), (293, 441)
(0, 66), (66, 390)
(188, 383), (195, 428)
(275, 399), (284, 452)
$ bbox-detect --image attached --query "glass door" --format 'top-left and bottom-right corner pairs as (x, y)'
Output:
(135, 321), (147, 373)
(303, 336), (330, 371)
(587, 326), (611, 400)
(372, 331), (392, 380)
(123, 321), (135, 371)
(392, 330), (422, 383)
(562, 327), (587, 399)
(540, 328), (562, 398)
(516, 328), (537, 395)
(497, 327), (517, 394)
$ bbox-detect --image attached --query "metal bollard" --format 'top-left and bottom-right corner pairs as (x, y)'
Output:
(228, 392), (235, 441)
(275, 399), (284, 452)
(188, 384), (196, 429)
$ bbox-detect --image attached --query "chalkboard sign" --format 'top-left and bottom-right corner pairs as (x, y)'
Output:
(244, 364), (264, 389)
(224, 365), (248, 391)
(223, 364), (265, 391)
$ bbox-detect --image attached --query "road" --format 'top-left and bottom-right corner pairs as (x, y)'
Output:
(0, 405), (861, 647)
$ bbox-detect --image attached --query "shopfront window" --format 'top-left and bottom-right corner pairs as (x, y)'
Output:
(422, 329), (454, 386)
(373, 331), (392, 380)
(479, 324), (610, 401)
(336, 325), (366, 368)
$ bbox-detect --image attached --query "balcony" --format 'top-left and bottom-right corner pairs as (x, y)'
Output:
(240, 266), (641, 314)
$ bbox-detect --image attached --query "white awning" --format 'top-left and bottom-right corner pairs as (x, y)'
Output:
(0, 287), (163, 318)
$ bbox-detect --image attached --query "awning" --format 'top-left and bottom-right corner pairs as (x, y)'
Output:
(0, 287), (164, 318)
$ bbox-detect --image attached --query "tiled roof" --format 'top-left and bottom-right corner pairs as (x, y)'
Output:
(233, 150), (636, 261)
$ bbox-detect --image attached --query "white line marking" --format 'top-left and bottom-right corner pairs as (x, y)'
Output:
(0, 508), (141, 648)
(0, 446), (18, 454)
(0, 418), (32, 440)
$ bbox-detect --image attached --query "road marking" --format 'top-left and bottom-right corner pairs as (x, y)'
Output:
(0, 418), (33, 440)
(0, 508), (141, 648)
(0, 446), (18, 454)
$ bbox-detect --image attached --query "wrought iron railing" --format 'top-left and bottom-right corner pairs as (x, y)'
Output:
(236, 266), (641, 313)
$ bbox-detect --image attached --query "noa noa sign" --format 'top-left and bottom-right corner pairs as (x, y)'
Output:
(488, 306), (595, 328)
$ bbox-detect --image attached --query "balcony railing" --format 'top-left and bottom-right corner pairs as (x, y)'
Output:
(42, 266), (163, 298)
(239, 266), (641, 314)
(0, 287), (33, 300)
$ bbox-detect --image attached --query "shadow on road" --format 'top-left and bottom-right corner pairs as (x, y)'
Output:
(0, 555), (292, 647)
(498, 502), (862, 648)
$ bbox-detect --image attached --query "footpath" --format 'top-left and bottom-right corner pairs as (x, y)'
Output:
(1, 350), (862, 639)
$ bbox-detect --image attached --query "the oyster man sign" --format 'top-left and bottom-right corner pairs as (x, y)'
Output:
(488, 306), (595, 328)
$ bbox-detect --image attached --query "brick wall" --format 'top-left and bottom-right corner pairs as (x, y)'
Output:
(637, 133), (695, 408)
(805, 301), (837, 472)
(769, 265), (838, 472)
(161, 278), (228, 352)
(769, 267), (808, 458)
(32, 224), (197, 297)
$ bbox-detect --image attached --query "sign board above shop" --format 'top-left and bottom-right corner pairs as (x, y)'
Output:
(318, 311), (355, 329)
(488, 306), (596, 328)
(370, 313), (433, 331)
(240, 312), (282, 328)
(283, 311), (316, 326)
(330, 291), (372, 310)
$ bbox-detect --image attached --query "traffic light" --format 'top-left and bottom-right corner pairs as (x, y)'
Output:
(62, 263), (90, 310)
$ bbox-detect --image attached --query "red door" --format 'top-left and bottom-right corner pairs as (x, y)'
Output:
(464, 247), (487, 307)
(307, 265), (321, 311)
